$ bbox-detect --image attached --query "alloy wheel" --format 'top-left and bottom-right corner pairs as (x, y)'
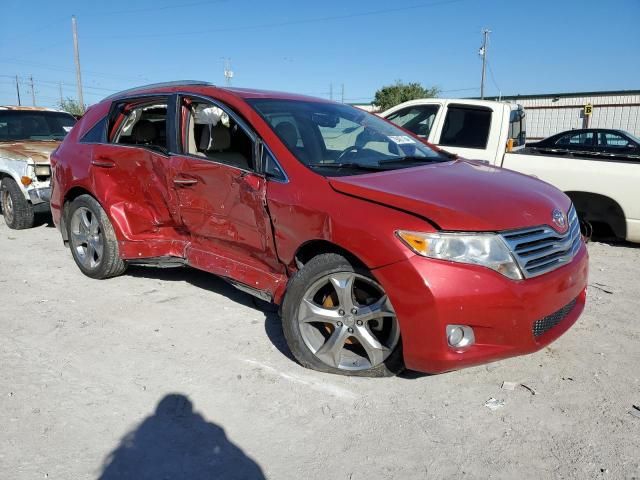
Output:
(297, 272), (399, 371)
(69, 207), (104, 269)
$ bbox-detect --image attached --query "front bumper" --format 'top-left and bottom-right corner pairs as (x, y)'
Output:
(28, 186), (51, 205)
(374, 243), (588, 374)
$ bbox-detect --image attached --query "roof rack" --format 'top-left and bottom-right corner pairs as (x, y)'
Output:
(102, 80), (214, 101)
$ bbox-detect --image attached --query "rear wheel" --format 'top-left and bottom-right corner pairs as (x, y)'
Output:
(66, 195), (126, 279)
(0, 178), (34, 229)
(282, 253), (403, 377)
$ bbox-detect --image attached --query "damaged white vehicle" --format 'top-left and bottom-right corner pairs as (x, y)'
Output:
(0, 106), (76, 229)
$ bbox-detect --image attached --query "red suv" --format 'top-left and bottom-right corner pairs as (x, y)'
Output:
(50, 82), (588, 377)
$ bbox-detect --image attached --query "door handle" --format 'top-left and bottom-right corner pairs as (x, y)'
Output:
(91, 158), (115, 168)
(173, 177), (198, 186)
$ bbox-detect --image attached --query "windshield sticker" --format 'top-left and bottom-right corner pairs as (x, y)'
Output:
(63, 126), (73, 132)
(388, 135), (416, 144)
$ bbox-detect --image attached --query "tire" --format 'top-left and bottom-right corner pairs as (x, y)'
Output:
(281, 253), (404, 377)
(66, 195), (127, 279)
(0, 178), (34, 229)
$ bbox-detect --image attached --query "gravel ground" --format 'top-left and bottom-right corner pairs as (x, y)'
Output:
(1, 216), (639, 480)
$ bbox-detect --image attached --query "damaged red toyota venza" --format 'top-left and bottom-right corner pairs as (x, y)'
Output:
(50, 81), (588, 376)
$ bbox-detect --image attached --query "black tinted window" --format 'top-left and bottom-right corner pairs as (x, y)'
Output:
(80, 117), (106, 143)
(439, 106), (491, 149)
(598, 132), (629, 148)
(556, 132), (593, 147)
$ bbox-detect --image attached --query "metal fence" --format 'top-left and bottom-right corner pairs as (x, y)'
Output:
(501, 91), (640, 140)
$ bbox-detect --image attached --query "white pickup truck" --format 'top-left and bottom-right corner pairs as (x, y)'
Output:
(0, 106), (76, 229)
(381, 98), (640, 243)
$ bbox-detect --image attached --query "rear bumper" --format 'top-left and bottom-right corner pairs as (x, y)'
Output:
(374, 243), (588, 374)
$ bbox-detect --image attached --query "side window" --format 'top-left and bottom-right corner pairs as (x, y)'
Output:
(110, 99), (168, 152)
(556, 132), (593, 148)
(183, 99), (254, 171)
(386, 105), (440, 138)
(598, 132), (629, 148)
(262, 147), (286, 181)
(508, 108), (526, 147)
(80, 117), (107, 143)
(439, 106), (491, 149)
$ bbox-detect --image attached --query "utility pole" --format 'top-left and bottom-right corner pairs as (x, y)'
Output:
(71, 15), (85, 112)
(59, 82), (64, 105)
(29, 75), (36, 106)
(15, 75), (21, 106)
(341, 83), (344, 103)
(329, 83), (333, 101)
(479, 28), (491, 99)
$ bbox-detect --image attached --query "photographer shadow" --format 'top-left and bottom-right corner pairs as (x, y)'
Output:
(99, 393), (265, 480)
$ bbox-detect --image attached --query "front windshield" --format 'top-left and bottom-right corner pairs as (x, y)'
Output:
(248, 99), (448, 175)
(0, 110), (76, 142)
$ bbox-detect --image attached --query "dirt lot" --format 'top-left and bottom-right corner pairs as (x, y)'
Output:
(1, 216), (639, 480)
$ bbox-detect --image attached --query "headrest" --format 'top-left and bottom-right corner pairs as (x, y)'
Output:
(199, 124), (231, 151)
(275, 121), (298, 148)
(131, 120), (157, 143)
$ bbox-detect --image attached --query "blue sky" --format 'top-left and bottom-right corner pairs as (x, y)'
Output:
(1, 0), (639, 108)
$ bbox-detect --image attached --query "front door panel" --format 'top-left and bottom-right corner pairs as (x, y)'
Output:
(169, 155), (284, 292)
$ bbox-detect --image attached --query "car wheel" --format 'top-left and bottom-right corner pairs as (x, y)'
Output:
(0, 178), (34, 229)
(282, 253), (404, 377)
(66, 195), (127, 279)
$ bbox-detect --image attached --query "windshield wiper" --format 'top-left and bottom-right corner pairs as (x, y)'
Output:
(307, 162), (385, 171)
(378, 155), (445, 165)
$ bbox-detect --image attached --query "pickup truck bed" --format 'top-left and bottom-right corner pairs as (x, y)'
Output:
(502, 150), (640, 242)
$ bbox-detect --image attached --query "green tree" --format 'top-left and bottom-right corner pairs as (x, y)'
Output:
(57, 97), (85, 116)
(373, 81), (439, 112)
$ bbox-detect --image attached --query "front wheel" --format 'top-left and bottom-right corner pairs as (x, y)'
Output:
(282, 253), (403, 377)
(0, 178), (34, 229)
(66, 195), (127, 279)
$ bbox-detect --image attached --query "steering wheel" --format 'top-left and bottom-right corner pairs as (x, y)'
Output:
(336, 145), (363, 162)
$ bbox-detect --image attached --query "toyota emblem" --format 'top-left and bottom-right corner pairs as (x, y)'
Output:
(552, 208), (566, 230)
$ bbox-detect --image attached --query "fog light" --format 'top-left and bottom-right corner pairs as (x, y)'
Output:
(446, 325), (475, 348)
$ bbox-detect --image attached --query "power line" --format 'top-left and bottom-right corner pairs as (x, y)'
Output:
(0, 59), (149, 83)
(95, 0), (230, 16)
(86, 0), (468, 39)
(486, 60), (500, 95)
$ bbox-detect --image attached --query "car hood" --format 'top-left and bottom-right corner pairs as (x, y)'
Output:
(328, 160), (572, 231)
(0, 140), (60, 164)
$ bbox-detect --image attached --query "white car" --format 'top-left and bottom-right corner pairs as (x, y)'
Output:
(0, 106), (76, 229)
(382, 98), (640, 243)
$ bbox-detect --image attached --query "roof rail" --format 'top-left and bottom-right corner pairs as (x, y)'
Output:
(102, 80), (214, 101)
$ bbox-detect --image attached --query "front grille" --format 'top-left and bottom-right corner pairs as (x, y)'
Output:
(532, 298), (577, 337)
(500, 205), (582, 278)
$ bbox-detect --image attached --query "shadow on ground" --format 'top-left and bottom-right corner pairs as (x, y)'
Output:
(99, 393), (265, 480)
(126, 266), (294, 361)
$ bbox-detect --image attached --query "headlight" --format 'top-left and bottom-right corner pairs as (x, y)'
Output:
(396, 230), (523, 280)
(34, 165), (51, 177)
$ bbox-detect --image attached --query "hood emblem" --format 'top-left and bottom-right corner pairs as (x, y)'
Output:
(552, 208), (566, 230)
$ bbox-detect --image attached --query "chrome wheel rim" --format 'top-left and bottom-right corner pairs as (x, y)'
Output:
(69, 207), (104, 269)
(2, 190), (14, 224)
(298, 272), (399, 371)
